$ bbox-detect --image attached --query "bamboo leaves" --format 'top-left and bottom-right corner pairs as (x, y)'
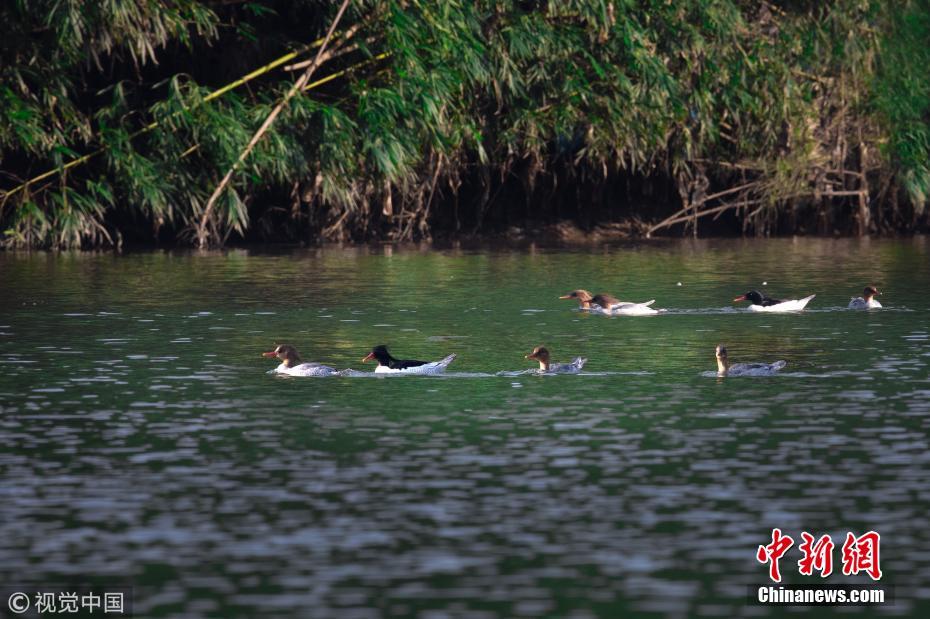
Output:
(1, 0), (929, 247)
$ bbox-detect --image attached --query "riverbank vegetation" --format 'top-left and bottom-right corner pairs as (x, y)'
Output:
(2, 0), (929, 248)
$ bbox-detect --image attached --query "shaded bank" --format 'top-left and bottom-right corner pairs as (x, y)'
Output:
(2, 1), (930, 248)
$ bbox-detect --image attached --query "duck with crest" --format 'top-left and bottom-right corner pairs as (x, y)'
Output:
(714, 344), (785, 377)
(733, 290), (815, 312)
(361, 345), (456, 375)
(524, 345), (587, 374)
(848, 285), (882, 309)
(559, 289), (660, 315)
(262, 344), (340, 376)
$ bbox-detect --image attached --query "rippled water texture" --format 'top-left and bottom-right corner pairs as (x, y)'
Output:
(1, 238), (929, 618)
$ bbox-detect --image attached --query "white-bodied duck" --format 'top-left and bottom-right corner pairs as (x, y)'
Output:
(715, 344), (786, 377)
(848, 285), (882, 309)
(733, 290), (815, 312)
(525, 345), (587, 374)
(361, 345), (456, 375)
(559, 289), (660, 315)
(263, 344), (340, 376)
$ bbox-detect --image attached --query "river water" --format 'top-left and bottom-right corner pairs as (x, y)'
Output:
(1, 238), (928, 617)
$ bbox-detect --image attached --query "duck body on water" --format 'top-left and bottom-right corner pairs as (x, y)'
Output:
(525, 346), (587, 374)
(849, 286), (882, 309)
(733, 290), (816, 312)
(262, 344), (340, 377)
(559, 289), (661, 315)
(362, 345), (457, 375)
(714, 344), (786, 377)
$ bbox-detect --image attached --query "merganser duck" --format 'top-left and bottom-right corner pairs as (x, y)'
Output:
(262, 344), (339, 376)
(849, 286), (882, 309)
(715, 344), (786, 377)
(733, 290), (815, 312)
(560, 289), (618, 310)
(559, 289), (659, 315)
(525, 345), (587, 374)
(361, 345), (456, 375)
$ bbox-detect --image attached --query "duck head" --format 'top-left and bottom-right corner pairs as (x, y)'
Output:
(525, 345), (551, 371)
(262, 344), (302, 368)
(715, 344), (729, 374)
(362, 345), (393, 366)
(733, 290), (765, 305)
(559, 289), (594, 309)
(862, 285), (880, 301)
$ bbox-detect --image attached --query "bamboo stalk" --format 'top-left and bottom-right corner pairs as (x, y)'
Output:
(648, 200), (762, 234)
(693, 159), (764, 171)
(822, 190), (868, 197)
(700, 181), (759, 204)
(196, 0), (353, 248)
(284, 34), (379, 71)
(303, 52), (390, 91)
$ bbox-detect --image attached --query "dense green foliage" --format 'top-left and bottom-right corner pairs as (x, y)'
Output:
(1, 0), (929, 248)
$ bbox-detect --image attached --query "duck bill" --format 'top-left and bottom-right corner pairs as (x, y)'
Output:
(524, 354), (535, 360)
(261, 351), (278, 357)
(558, 295), (572, 300)
(361, 352), (375, 363)
(732, 294), (747, 302)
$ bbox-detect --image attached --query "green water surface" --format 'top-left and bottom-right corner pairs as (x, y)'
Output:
(1, 237), (928, 618)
